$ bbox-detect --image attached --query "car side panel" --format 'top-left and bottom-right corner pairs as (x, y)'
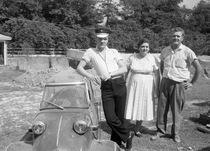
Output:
(89, 140), (121, 151)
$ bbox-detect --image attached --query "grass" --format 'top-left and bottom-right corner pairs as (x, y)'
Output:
(186, 76), (210, 101)
(186, 60), (210, 101)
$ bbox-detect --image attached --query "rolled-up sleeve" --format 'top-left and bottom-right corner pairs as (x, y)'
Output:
(187, 49), (197, 64)
(153, 54), (161, 69)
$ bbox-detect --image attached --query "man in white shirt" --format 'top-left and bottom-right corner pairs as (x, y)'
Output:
(77, 26), (134, 150)
(151, 27), (202, 143)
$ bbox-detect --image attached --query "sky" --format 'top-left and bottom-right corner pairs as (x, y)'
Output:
(111, 0), (205, 9)
(179, 0), (201, 9)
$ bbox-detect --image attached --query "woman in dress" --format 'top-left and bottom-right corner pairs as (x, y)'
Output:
(125, 38), (160, 137)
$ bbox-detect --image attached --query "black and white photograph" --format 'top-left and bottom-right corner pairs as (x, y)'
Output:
(0, 0), (210, 151)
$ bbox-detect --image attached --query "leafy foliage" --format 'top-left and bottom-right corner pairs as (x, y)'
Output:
(188, 1), (210, 33)
(39, 0), (97, 26)
(0, 0), (209, 55)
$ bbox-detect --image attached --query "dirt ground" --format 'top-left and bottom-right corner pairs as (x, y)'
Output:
(0, 62), (210, 151)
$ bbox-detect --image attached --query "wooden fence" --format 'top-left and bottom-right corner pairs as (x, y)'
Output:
(7, 48), (66, 56)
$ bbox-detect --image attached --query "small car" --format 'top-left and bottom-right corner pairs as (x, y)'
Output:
(5, 70), (120, 151)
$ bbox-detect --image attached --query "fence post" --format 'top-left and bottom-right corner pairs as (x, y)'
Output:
(50, 48), (55, 56)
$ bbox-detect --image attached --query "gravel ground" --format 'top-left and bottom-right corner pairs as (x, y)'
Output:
(0, 65), (209, 151)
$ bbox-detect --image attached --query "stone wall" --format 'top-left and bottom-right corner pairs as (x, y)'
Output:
(7, 49), (161, 72)
(8, 55), (69, 72)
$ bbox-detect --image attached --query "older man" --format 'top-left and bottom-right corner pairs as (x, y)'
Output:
(152, 27), (202, 143)
(77, 26), (134, 150)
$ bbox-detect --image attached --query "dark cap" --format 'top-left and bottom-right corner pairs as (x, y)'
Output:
(95, 26), (111, 38)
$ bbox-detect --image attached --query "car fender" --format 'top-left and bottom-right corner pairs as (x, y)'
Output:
(20, 129), (38, 145)
(89, 140), (121, 151)
(4, 141), (32, 151)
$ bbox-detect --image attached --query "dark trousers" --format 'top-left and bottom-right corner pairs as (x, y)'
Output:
(156, 78), (185, 136)
(101, 77), (132, 145)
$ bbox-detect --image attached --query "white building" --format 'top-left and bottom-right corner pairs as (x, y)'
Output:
(0, 34), (12, 65)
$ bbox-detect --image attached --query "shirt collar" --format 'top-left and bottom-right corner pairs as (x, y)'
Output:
(170, 43), (183, 52)
(96, 46), (108, 52)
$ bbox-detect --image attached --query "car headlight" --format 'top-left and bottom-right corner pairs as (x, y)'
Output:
(73, 120), (89, 135)
(73, 115), (91, 135)
(32, 121), (46, 135)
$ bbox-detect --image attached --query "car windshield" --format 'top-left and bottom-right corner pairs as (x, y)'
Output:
(40, 83), (89, 109)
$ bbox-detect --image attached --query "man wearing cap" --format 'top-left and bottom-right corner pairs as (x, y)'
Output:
(77, 27), (134, 150)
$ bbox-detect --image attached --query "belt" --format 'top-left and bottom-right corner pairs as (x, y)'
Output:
(102, 75), (123, 82)
(163, 77), (183, 84)
(111, 75), (122, 80)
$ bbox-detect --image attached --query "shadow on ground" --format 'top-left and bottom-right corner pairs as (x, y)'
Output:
(99, 121), (156, 136)
(188, 117), (202, 124)
(197, 146), (210, 151)
(192, 101), (210, 107)
(139, 126), (156, 135)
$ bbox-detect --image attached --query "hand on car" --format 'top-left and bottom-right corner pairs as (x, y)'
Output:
(88, 74), (101, 84)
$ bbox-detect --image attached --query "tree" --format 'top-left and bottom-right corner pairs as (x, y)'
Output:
(2, 18), (64, 48)
(120, 0), (184, 31)
(0, 0), (209, 56)
(107, 19), (143, 51)
(0, 0), (42, 20)
(39, 0), (97, 26)
(0, 0), (98, 50)
(184, 30), (207, 55)
(188, 0), (210, 33)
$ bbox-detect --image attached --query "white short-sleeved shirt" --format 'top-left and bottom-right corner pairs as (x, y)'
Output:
(82, 47), (123, 80)
(160, 44), (197, 82)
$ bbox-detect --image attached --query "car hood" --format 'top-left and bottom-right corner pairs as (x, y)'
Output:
(32, 110), (93, 151)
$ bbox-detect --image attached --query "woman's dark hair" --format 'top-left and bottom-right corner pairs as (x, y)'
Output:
(137, 38), (150, 49)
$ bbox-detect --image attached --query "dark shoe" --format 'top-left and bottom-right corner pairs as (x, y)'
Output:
(125, 148), (131, 151)
(126, 131), (135, 150)
(135, 131), (142, 137)
(119, 144), (126, 150)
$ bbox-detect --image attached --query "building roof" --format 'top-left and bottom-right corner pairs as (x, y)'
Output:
(0, 34), (12, 41)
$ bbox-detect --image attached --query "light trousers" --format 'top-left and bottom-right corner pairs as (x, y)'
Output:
(156, 78), (185, 136)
